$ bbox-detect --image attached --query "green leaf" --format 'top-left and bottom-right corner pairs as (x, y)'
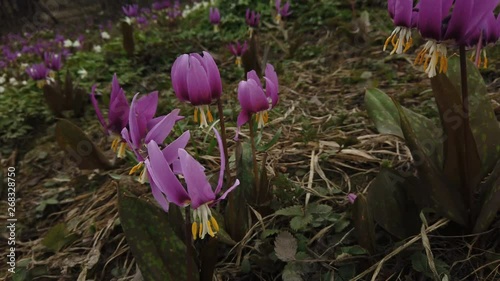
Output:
(446, 57), (500, 177)
(282, 263), (303, 281)
(307, 203), (332, 214)
(275, 205), (304, 217)
(340, 245), (368, 256)
(55, 119), (113, 170)
(224, 142), (252, 241)
(118, 188), (198, 281)
(431, 73), (482, 198)
(365, 88), (403, 138)
(257, 127), (282, 152)
(352, 194), (375, 254)
(290, 213), (313, 231)
(474, 161), (500, 232)
(41, 223), (78, 252)
(367, 167), (420, 239)
(395, 102), (467, 226)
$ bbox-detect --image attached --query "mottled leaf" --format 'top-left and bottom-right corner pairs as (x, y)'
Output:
(352, 194), (375, 254)
(42, 83), (64, 117)
(340, 245), (368, 256)
(122, 21), (135, 57)
(118, 188), (198, 281)
(275, 231), (297, 262)
(55, 119), (112, 170)
(367, 167), (420, 239)
(474, 161), (500, 232)
(41, 223), (77, 252)
(446, 57), (500, 177)
(395, 102), (467, 226)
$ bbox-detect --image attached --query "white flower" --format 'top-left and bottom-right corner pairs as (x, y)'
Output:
(21, 80), (27, 85)
(0, 74), (6, 84)
(101, 31), (110, 40)
(93, 45), (102, 53)
(20, 63), (28, 70)
(64, 39), (73, 48)
(72, 40), (81, 48)
(9, 77), (18, 86)
(0, 85), (5, 93)
(124, 17), (133, 25)
(78, 69), (88, 79)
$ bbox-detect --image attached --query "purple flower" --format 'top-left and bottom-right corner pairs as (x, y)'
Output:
(237, 64), (279, 131)
(171, 51), (222, 127)
(466, 12), (500, 68)
(228, 41), (248, 67)
(275, 0), (292, 23)
(209, 7), (221, 25)
(43, 52), (62, 71)
(415, 0), (500, 77)
(384, 0), (416, 54)
(347, 193), (357, 204)
(245, 9), (260, 28)
(145, 128), (240, 239)
(90, 74), (130, 158)
(152, 1), (170, 11)
(25, 63), (49, 81)
(123, 4), (139, 17)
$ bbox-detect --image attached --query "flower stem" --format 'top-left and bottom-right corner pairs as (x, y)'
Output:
(459, 45), (472, 217)
(248, 121), (260, 194)
(217, 98), (230, 182)
(185, 207), (194, 281)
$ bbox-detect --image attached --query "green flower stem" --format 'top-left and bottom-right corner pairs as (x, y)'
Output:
(185, 207), (194, 281)
(248, 121), (260, 193)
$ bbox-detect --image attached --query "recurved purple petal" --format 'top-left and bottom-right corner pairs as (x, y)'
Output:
(90, 84), (108, 133)
(146, 141), (190, 206)
(265, 64), (279, 107)
(462, 0), (500, 43)
(178, 149), (216, 209)
(145, 109), (180, 144)
(216, 179), (240, 202)
(149, 172), (170, 212)
(186, 58), (212, 105)
(162, 131), (190, 163)
(171, 54), (190, 101)
(237, 110), (251, 128)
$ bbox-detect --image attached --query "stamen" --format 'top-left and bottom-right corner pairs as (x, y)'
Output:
(111, 138), (120, 152)
(207, 220), (215, 237)
(482, 49), (488, 68)
(195, 105), (213, 128)
(210, 216), (219, 232)
(193, 107), (199, 123)
(414, 40), (448, 78)
(384, 27), (413, 55)
(235, 56), (242, 67)
(138, 167), (147, 184)
(129, 162), (144, 175)
(117, 142), (127, 158)
(192, 222), (198, 240)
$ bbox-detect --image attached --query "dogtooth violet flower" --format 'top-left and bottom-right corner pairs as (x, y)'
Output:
(171, 51), (222, 128)
(121, 92), (185, 183)
(25, 63), (50, 88)
(90, 74), (130, 158)
(237, 64), (279, 133)
(145, 128), (240, 240)
(414, 0), (500, 78)
(275, 0), (292, 24)
(466, 12), (500, 68)
(245, 9), (260, 37)
(209, 7), (221, 32)
(228, 41), (248, 68)
(43, 52), (62, 71)
(384, 0), (417, 55)
(123, 4), (139, 17)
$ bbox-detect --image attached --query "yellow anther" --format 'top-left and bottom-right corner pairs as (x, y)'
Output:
(193, 107), (199, 123)
(207, 220), (215, 237)
(207, 108), (214, 123)
(129, 161), (144, 175)
(36, 80), (46, 89)
(235, 57), (242, 67)
(199, 220), (203, 238)
(482, 49), (488, 68)
(138, 167), (147, 184)
(192, 222), (198, 240)
(111, 138), (120, 151)
(117, 142), (127, 158)
(210, 216), (219, 232)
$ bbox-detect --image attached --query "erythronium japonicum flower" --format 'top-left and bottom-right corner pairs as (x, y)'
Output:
(228, 41), (248, 67)
(121, 92), (185, 183)
(145, 129), (240, 240)
(466, 12), (500, 68)
(209, 7), (221, 32)
(123, 4), (139, 17)
(275, 0), (292, 24)
(90, 74), (130, 158)
(237, 64), (279, 131)
(43, 52), (62, 71)
(245, 9), (260, 37)
(171, 51), (222, 128)
(384, 0), (416, 55)
(414, 0), (500, 78)
(25, 63), (50, 88)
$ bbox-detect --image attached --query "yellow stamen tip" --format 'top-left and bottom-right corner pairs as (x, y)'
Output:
(192, 222), (198, 240)
(207, 220), (215, 237)
(210, 216), (219, 232)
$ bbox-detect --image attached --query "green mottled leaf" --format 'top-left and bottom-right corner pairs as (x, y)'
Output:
(224, 142), (252, 241)
(118, 188), (198, 281)
(41, 223), (78, 252)
(431, 72), (482, 198)
(367, 167), (420, 239)
(474, 161), (500, 232)
(446, 57), (500, 178)
(395, 102), (467, 226)
(352, 194), (375, 254)
(290, 213), (313, 231)
(55, 119), (112, 170)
